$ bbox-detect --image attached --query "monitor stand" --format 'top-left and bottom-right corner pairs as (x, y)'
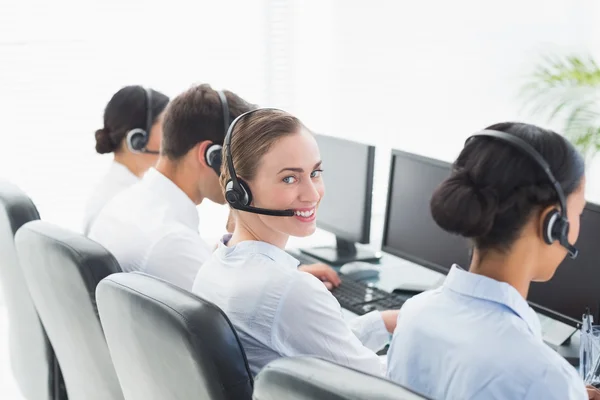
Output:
(300, 237), (382, 265)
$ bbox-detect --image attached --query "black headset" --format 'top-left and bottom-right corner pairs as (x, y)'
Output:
(126, 86), (160, 155)
(466, 129), (578, 259)
(223, 108), (295, 217)
(203, 90), (229, 176)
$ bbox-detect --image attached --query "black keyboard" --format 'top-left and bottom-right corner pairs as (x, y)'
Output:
(332, 276), (409, 315)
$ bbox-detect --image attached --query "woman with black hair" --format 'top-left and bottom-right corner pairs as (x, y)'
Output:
(83, 85), (169, 234)
(386, 122), (597, 399)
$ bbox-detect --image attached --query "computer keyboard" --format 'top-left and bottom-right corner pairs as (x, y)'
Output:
(286, 251), (413, 315)
(331, 276), (409, 315)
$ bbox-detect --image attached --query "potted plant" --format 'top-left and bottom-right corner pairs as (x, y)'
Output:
(521, 54), (600, 161)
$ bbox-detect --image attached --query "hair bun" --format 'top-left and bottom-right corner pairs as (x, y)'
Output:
(430, 171), (499, 238)
(94, 128), (116, 154)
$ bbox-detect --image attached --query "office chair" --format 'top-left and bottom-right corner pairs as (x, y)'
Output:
(0, 181), (67, 400)
(96, 272), (254, 400)
(253, 357), (430, 400)
(15, 221), (124, 400)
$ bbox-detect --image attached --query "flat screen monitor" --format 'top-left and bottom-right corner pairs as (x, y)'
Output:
(381, 149), (471, 274)
(300, 134), (380, 264)
(383, 148), (600, 329)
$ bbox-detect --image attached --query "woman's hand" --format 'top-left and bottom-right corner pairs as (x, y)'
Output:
(587, 385), (600, 399)
(299, 263), (341, 290)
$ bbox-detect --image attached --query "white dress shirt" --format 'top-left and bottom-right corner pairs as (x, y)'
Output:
(386, 265), (587, 400)
(192, 240), (389, 377)
(82, 161), (139, 235)
(88, 168), (213, 291)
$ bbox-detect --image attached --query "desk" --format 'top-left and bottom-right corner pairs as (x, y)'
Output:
(287, 246), (582, 367)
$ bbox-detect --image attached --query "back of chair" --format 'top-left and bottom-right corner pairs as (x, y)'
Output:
(253, 357), (430, 400)
(15, 221), (124, 400)
(96, 272), (253, 400)
(0, 181), (66, 400)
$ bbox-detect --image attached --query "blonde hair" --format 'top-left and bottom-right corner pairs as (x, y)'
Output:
(219, 109), (306, 193)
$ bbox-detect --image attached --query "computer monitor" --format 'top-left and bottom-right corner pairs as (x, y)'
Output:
(528, 202), (600, 327)
(383, 148), (600, 330)
(381, 149), (471, 274)
(299, 134), (381, 264)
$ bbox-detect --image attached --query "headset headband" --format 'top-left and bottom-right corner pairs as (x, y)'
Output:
(217, 90), (230, 134)
(144, 86), (153, 134)
(466, 129), (568, 220)
(224, 107), (286, 195)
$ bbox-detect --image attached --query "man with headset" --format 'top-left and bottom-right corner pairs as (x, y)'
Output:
(89, 84), (339, 291)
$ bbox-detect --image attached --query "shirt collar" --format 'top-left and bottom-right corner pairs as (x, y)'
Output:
(141, 168), (200, 231)
(216, 239), (300, 269)
(109, 160), (139, 183)
(444, 265), (542, 338)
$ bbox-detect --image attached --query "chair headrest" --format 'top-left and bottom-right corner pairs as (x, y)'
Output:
(253, 357), (430, 400)
(0, 180), (40, 235)
(15, 220), (124, 400)
(96, 272), (253, 400)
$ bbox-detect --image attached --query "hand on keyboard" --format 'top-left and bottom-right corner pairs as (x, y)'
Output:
(299, 263), (341, 290)
(332, 276), (410, 315)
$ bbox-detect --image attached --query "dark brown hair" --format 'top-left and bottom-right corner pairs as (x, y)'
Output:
(161, 84), (256, 160)
(95, 86), (169, 154)
(430, 122), (584, 254)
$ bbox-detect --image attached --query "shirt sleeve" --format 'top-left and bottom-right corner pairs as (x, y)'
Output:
(524, 364), (588, 400)
(144, 228), (213, 291)
(347, 311), (390, 352)
(271, 272), (386, 377)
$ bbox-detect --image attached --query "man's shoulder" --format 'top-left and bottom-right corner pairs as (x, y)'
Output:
(148, 224), (210, 258)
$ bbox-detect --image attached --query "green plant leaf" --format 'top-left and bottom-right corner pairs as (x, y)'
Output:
(519, 54), (600, 158)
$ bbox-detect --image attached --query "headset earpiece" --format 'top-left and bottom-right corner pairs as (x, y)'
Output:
(205, 143), (223, 176)
(542, 208), (562, 245)
(222, 107), (295, 217)
(126, 128), (149, 153)
(225, 178), (252, 207)
(542, 208), (577, 258)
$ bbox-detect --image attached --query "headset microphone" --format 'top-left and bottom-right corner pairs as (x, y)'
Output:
(560, 236), (579, 259)
(232, 203), (295, 217)
(224, 108), (296, 217)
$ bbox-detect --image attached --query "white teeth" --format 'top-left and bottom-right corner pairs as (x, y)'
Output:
(294, 209), (315, 217)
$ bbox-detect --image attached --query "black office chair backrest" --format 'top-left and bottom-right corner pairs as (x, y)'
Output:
(0, 181), (66, 400)
(96, 272), (254, 400)
(253, 357), (431, 400)
(15, 220), (124, 400)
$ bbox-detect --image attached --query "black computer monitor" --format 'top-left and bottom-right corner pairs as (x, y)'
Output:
(383, 148), (600, 329)
(381, 149), (471, 274)
(528, 202), (600, 327)
(299, 134), (380, 264)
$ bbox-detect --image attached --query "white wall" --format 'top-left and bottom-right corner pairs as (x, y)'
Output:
(287, 0), (600, 213)
(0, 0), (267, 234)
(1, 0), (599, 238)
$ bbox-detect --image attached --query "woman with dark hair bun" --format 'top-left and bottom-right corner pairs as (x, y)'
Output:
(386, 122), (596, 399)
(83, 85), (169, 234)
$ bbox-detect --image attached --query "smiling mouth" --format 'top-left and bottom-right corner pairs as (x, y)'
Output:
(293, 209), (315, 218)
